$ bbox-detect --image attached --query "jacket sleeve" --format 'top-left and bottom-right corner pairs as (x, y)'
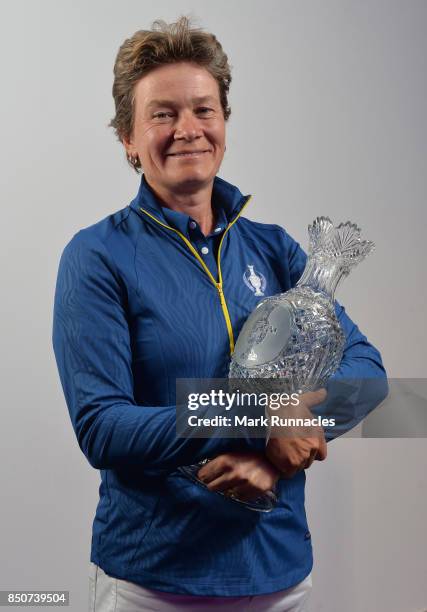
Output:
(285, 228), (389, 441)
(52, 232), (261, 472)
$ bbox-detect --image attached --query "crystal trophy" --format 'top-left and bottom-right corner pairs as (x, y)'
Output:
(179, 217), (374, 511)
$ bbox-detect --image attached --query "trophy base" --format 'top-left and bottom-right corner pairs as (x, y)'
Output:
(178, 462), (278, 513)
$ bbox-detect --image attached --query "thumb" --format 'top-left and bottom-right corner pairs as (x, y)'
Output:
(315, 436), (328, 461)
(300, 388), (327, 409)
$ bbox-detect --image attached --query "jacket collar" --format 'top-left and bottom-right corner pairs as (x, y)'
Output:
(129, 174), (251, 231)
(160, 203), (229, 238)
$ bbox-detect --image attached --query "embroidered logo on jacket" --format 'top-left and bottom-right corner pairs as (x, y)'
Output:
(243, 265), (266, 296)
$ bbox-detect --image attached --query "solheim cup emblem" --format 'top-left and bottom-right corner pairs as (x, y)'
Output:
(243, 264), (266, 296)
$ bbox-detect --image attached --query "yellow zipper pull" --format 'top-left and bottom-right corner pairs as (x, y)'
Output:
(217, 283), (235, 354)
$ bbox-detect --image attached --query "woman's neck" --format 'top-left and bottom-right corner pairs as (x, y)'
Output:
(147, 178), (216, 236)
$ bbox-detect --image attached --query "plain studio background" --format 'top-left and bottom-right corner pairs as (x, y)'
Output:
(1, 2), (426, 611)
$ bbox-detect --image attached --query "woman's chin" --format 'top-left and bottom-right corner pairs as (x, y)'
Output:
(167, 172), (216, 193)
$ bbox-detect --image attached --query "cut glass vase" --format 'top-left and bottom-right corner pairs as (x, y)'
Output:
(179, 217), (375, 511)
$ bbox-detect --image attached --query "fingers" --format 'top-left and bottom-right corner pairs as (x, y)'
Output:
(303, 447), (318, 470)
(267, 434), (327, 477)
(315, 436), (327, 461)
(197, 456), (240, 491)
(196, 452), (279, 496)
(201, 473), (240, 493)
(197, 458), (227, 484)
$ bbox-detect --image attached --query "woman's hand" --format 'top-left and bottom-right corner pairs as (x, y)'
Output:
(196, 451), (280, 502)
(266, 389), (328, 479)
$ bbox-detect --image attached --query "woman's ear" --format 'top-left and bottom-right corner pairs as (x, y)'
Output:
(122, 134), (133, 158)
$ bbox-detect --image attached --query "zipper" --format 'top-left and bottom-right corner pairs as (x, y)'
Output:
(138, 195), (252, 356)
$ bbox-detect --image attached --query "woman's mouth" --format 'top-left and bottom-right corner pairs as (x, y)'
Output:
(167, 150), (210, 158)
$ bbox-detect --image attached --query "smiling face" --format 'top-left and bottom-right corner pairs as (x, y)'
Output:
(124, 62), (226, 195)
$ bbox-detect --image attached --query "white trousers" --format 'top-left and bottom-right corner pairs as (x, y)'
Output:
(88, 562), (312, 612)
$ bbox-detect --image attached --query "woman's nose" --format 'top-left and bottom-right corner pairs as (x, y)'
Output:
(173, 112), (202, 141)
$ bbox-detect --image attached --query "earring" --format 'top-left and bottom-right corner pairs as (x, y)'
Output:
(128, 153), (139, 166)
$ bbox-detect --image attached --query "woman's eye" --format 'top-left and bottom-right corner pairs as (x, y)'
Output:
(152, 108), (213, 120)
(153, 112), (174, 119)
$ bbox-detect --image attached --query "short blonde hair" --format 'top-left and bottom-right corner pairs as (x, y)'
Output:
(109, 16), (232, 172)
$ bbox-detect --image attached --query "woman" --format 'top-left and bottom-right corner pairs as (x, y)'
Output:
(52, 17), (387, 611)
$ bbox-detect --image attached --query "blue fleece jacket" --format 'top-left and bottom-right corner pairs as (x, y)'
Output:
(52, 174), (387, 596)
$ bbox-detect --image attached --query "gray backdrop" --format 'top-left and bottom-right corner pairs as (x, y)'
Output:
(1, 1), (426, 611)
